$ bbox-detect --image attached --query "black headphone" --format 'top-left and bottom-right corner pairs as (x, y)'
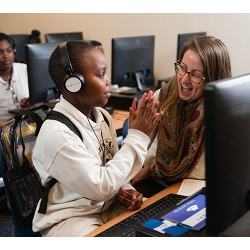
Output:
(59, 41), (85, 93)
(0, 33), (16, 53)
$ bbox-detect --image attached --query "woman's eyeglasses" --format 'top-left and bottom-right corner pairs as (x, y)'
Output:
(174, 63), (206, 84)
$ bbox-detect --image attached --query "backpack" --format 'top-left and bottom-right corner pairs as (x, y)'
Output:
(0, 105), (84, 227)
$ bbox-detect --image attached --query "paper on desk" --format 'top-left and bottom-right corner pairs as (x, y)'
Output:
(177, 179), (205, 196)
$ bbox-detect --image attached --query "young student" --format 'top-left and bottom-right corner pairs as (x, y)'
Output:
(0, 32), (29, 128)
(131, 36), (232, 197)
(32, 40), (162, 236)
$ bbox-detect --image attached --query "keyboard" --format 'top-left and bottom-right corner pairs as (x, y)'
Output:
(110, 86), (138, 95)
(96, 193), (186, 237)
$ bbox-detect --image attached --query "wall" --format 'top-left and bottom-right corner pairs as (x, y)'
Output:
(0, 13), (250, 81)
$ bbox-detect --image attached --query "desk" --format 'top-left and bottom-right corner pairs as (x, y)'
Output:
(107, 92), (143, 110)
(87, 182), (181, 236)
(111, 109), (129, 132)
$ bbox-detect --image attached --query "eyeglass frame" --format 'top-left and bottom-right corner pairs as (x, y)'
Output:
(174, 62), (206, 84)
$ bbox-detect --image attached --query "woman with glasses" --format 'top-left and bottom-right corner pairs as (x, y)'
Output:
(131, 36), (232, 197)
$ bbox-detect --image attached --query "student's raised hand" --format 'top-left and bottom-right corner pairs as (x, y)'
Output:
(128, 91), (163, 137)
(116, 186), (143, 211)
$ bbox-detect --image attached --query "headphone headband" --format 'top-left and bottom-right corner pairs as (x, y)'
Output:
(59, 42), (73, 74)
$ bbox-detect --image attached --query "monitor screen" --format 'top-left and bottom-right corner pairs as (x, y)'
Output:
(45, 32), (83, 43)
(11, 34), (29, 63)
(26, 43), (59, 104)
(204, 74), (250, 236)
(177, 32), (207, 60)
(111, 35), (155, 92)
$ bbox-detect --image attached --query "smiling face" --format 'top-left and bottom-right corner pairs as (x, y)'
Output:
(177, 49), (206, 102)
(76, 48), (111, 108)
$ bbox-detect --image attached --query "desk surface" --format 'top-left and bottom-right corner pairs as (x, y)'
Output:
(107, 93), (141, 111)
(87, 182), (181, 236)
(111, 109), (129, 131)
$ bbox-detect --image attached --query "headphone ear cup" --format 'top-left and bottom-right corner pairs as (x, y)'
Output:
(64, 73), (85, 93)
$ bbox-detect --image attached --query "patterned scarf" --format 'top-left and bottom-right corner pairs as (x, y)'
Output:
(151, 78), (205, 181)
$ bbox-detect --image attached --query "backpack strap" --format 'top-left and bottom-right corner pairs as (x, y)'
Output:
(38, 178), (57, 214)
(46, 110), (83, 141)
(38, 110), (83, 214)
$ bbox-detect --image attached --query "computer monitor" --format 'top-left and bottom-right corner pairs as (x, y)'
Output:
(204, 74), (250, 236)
(26, 43), (59, 104)
(45, 32), (83, 43)
(111, 35), (155, 92)
(177, 32), (207, 60)
(11, 34), (29, 63)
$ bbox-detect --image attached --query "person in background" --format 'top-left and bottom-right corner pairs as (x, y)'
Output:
(28, 29), (41, 44)
(0, 32), (30, 210)
(131, 36), (232, 197)
(0, 32), (29, 128)
(32, 40), (162, 236)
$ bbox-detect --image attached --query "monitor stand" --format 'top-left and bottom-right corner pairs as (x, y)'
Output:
(134, 72), (147, 92)
(219, 211), (250, 236)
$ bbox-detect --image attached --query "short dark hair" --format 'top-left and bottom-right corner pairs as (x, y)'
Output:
(89, 40), (102, 47)
(0, 32), (16, 51)
(49, 40), (94, 91)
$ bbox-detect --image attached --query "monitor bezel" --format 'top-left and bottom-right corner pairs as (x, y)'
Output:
(204, 74), (250, 236)
(26, 43), (59, 104)
(11, 34), (29, 63)
(45, 32), (83, 43)
(111, 35), (155, 91)
(177, 32), (207, 61)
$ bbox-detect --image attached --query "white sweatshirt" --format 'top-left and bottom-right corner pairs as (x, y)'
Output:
(0, 63), (29, 120)
(32, 96), (150, 233)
